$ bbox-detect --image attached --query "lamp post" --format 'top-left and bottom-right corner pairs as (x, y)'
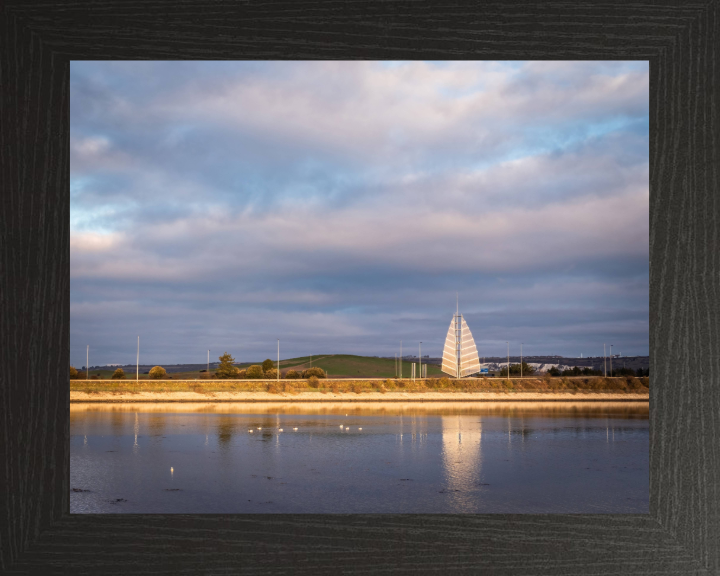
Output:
(521, 342), (523, 378)
(604, 343), (606, 377)
(86, 345), (89, 380)
(610, 345), (613, 377)
(207, 350), (209, 377)
(507, 341), (509, 380)
(419, 342), (422, 380)
(400, 341), (402, 379)
(277, 339), (280, 382)
(136, 336), (139, 381)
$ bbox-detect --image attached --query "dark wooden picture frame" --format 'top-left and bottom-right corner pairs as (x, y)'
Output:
(1, 2), (718, 573)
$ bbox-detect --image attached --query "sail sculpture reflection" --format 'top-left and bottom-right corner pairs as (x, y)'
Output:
(441, 306), (481, 378)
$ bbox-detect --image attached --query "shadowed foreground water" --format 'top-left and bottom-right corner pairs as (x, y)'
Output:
(70, 402), (648, 513)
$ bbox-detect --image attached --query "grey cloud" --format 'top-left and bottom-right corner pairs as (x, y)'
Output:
(70, 61), (649, 367)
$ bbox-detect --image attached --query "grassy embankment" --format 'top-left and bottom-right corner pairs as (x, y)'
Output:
(71, 375), (649, 395)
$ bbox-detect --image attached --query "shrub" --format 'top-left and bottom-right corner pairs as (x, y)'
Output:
(612, 367), (636, 377)
(246, 365), (264, 379)
(302, 367), (326, 379)
(237, 369), (247, 379)
(282, 381), (304, 393)
(438, 377), (450, 388)
(605, 377), (624, 391)
(330, 382), (340, 394)
(284, 369), (300, 379)
(267, 382), (280, 394)
(91, 374), (101, 380)
(69, 366), (79, 379)
(308, 375), (320, 388)
(149, 366), (166, 379)
(500, 362), (536, 376)
(215, 352), (241, 379)
(264, 368), (279, 379)
(111, 368), (125, 379)
(262, 359), (275, 372)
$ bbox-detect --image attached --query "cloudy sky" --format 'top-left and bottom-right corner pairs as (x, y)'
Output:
(70, 61), (649, 367)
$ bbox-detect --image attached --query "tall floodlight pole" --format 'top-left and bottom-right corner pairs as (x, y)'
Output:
(86, 345), (89, 380)
(419, 342), (422, 380)
(207, 350), (209, 376)
(400, 341), (402, 379)
(604, 343), (607, 377)
(521, 343), (523, 378)
(277, 339), (280, 382)
(507, 342), (509, 379)
(456, 294), (460, 378)
(136, 336), (139, 381)
(610, 345), (613, 377)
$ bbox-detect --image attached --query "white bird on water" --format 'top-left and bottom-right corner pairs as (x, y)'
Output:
(359, 428), (362, 431)
(249, 430), (253, 433)
(293, 427), (298, 431)
(279, 429), (283, 432)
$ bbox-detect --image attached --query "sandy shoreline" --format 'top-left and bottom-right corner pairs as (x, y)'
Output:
(70, 391), (649, 403)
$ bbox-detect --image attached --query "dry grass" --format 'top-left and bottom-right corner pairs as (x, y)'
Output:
(71, 376), (649, 395)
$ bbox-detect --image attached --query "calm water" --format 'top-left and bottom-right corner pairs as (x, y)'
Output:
(70, 402), (649, 514)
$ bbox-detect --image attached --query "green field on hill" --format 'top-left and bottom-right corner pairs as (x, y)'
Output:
(280, 354), (445, 378)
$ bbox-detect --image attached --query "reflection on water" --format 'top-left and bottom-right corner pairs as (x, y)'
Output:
(70, 402), (648, 514)
(441, 416), (483, 511)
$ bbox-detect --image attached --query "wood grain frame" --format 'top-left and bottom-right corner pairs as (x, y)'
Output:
(1, 2), (718, 574)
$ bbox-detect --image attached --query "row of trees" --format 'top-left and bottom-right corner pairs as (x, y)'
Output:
(546, 366), (602, 377)
(489, 363), (650, 378)
(70, 354), (328, 381)
(70, 366), (164, 379)
(210, 353), (327, 380)
(498, 362), (536, 377)
(546, 365), (649, 377)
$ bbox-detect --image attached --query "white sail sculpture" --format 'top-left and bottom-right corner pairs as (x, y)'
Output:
(441, 305), (481, 378)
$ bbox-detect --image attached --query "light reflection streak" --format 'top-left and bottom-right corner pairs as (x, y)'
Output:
(441, 416), (483, 512)
(133, 413), (139, 453)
